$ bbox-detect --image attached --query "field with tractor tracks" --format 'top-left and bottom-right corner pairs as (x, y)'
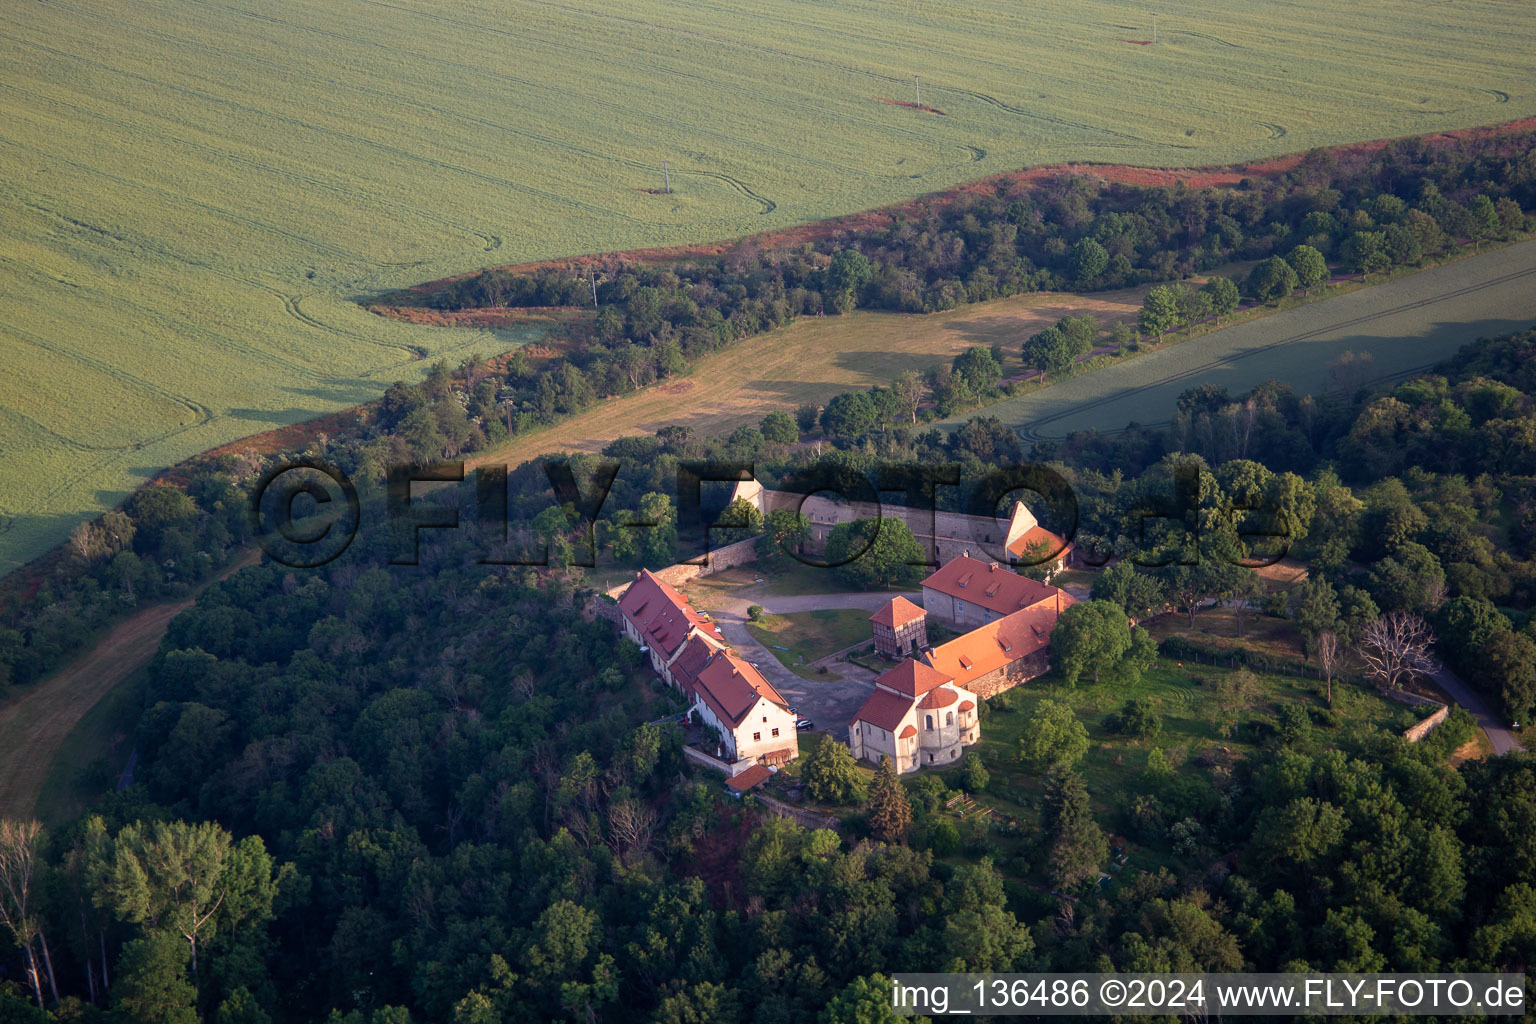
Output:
(3, 0), (1534, 572)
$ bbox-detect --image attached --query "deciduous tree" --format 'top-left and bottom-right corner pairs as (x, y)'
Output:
(0, 819), (53, 1008)
(1138, 286), (1180, 340)
(1018, 699), (1089, 772)
(1356, 611), (1436, 691)
(825, 518), (924, 591)
(1050, 599), (1132, 685)
(1286, 244), (1329, 294)
(803, 735), (863, 805)
(1245, 256), (1299, 303)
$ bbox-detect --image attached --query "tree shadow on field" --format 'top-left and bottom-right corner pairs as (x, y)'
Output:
(824, 351), (964, 376)
(940, 309), (1082, 349)
(735, 378), (848, 405)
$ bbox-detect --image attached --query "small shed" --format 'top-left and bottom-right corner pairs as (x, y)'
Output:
(724, 764), (773, 798)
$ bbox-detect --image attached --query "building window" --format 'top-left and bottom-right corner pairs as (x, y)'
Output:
(946, 712), (954, 726)
(772, 728), (779, 737)
(753, 732), (761, 741)
(762, 716), (768, 722)
(925, 714), (933, 730)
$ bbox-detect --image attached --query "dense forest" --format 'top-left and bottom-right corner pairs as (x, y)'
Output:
(6, 320), (1536, 1020)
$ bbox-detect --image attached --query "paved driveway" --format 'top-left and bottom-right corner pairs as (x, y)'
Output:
(1430, 665), (1524, 756)
(691, 576), (919, 742)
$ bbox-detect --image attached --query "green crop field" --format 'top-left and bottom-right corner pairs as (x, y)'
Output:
(940, 238), (1536, 440)
(3, 0), (1534, 574)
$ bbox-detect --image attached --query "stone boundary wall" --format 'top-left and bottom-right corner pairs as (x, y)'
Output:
(591, 594), (624, 625)
(754, 489), (1034, 566)
(1404, 704), (1451, 743)
(757, 793), (843, 832)
(604, 535), (761, 599)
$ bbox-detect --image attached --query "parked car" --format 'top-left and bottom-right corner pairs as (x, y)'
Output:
(796, 718), (814, 731)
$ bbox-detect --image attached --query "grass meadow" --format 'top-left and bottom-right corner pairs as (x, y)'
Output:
(944, 238), (1536, 440)
(745, 608), (873, 677)
(3, 0), (1534, 572)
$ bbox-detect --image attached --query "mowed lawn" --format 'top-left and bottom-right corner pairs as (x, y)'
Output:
(746, 609), (874, 677)
(4, 0), (1535, 573)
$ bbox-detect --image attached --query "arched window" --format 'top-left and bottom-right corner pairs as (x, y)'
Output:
(925, 714), (933, 730)
(946, 712), (954, 727)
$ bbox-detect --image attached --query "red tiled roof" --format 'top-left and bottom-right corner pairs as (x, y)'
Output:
(618, 570), (711, 658)
(920, 553), (1062, 617)
(669, 633), (723, 699)
(874, 658), (952, 697)
(725, 764), (772, 793)
(1007, 524), (1072, 562)
(899, 724), (917, 738)
(918, 687), (959, 710)
(869, 595), (926, 629)
(959, 700), (975, 712)
(694, 651), (789, 728)
(851, 687), (914, 733)
(923, 595), (1077, 689)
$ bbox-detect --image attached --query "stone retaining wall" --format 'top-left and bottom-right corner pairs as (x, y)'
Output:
(1404, 704), (1451, 743)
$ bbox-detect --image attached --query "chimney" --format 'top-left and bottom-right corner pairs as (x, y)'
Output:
(989, 562), (998, 572)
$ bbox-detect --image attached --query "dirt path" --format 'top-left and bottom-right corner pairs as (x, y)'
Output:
(0, 550), (260, 819)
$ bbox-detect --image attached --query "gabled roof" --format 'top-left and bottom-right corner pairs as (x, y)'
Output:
(618, 569), (712, 658)
(1007, 524), (1072, 562)
(669, 633), (723, 699)
(920, 553), (1063, 617)
(874, 658), (952, 698)
(850, 687), (915, 733)
(870, 595), (926, 629)
(694, 651), (789, 728)
(725, 764), (772, 794)
(922, 595), (1076, 688)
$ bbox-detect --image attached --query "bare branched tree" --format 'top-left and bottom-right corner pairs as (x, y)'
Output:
(607, 799), (658, 865)
(0, 819), (57, 1008)
(1317, 630), (1341, 707)
(894, 370), (925, 424)
(1356, 611), (1437, 691)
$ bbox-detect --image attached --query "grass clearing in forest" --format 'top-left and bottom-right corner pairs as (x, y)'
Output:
(4, 0), (1535, 573)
